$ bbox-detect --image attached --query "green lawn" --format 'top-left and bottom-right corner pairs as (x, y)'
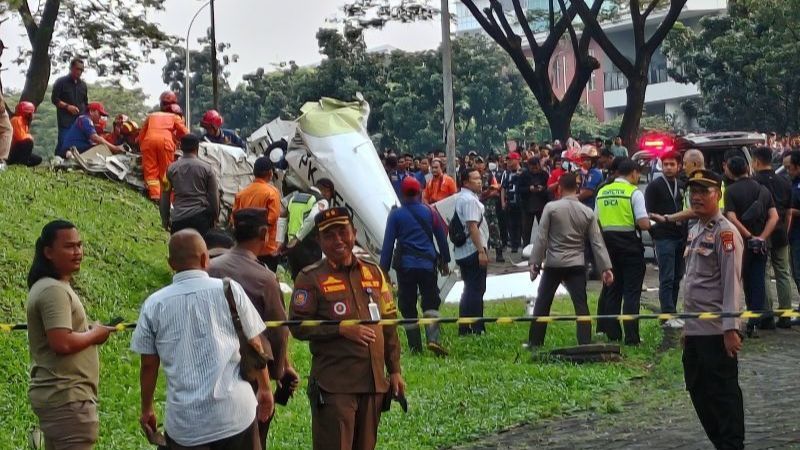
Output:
(0, 168), (674, 449)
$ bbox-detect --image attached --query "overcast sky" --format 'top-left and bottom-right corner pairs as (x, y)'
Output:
(1, 0), (449, 101)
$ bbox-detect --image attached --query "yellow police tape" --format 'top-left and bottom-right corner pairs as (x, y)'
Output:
(1, 310), (799, 333)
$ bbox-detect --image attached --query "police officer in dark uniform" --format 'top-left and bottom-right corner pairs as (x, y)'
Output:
(682, 169), (745, 450)
(289, 207), (405, 450)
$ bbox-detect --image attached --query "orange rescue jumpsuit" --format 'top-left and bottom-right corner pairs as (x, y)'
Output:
(138, 112), (189, 200)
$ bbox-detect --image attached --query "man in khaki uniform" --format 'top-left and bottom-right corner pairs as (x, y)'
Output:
(289, 207), (405, 450)
(682, 169), (745, 449)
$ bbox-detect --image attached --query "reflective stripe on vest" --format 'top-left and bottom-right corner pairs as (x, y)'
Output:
(287, 193), (317, 239)
(596, 181), (637, 232)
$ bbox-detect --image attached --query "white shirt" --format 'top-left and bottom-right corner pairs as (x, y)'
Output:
(131, 270), (266, 446)
(453, 187), (488, 261)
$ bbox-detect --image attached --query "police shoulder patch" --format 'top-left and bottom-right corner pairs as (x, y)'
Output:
(720, 231), (735, 253)
(292, 289), (311, 309)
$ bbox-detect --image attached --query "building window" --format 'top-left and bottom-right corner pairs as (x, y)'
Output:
(589, 72), (596, 91)
(552, 54), (566, 89)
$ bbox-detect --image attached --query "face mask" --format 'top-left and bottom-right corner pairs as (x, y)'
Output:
(488, 162), (497, 171)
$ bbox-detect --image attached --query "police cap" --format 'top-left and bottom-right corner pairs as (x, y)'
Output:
(687, 169), (723, 189)
(315, 207), (352, 232)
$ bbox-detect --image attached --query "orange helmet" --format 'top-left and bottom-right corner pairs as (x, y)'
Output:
(159, 91), (178, 107)
(121, 120), (139, 135)
(15, 101), (35, 116)
(166, 103), (183, 116)
(200, 109), (223, 128)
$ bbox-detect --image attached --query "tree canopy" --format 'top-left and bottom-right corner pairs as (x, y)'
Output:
(663, 0), (800, 133)
(2, 0), (174, 106)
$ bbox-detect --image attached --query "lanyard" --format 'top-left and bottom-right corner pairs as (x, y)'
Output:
(662, 176), (679, 209)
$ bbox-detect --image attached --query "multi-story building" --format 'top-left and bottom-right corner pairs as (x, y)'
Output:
(455, 0), (728, 130)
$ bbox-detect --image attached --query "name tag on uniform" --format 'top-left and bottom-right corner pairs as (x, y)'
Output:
(366, 288), (381, 320)
(320, 275), (346, 294)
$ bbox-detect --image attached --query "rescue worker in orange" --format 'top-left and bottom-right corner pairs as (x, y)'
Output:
(8, 101), (43, 167)
(233, 157), (282, 272)
(290, 207), (405, 450)
(138, 91), (189, 201)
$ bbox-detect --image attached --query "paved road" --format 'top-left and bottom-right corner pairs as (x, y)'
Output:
(454, 326), (800, 449)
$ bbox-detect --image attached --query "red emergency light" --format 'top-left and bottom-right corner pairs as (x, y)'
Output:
(638, 132), (675, 159)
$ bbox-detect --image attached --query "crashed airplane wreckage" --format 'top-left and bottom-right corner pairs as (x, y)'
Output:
(69, 96), (487, 296)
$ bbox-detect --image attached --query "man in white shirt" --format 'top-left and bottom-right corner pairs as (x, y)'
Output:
(131, 229), (273, 449)
(454, 168), (489, 335)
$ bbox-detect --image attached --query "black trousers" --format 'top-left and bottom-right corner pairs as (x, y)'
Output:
(397, 267), (442, 350)
(505, 206), (522, 251)
(171, 211), (214, 237)
(497, 205), (508, 248)
(165, 419), (261, 449)
(683, 335), (745, 450)
(597, 249), (645, 344)
(457, 251), (487, 335)
(258, 255), (280, 273)
(528, 266), (591, 346)
(521, 210), (542, 247)
(9, 139), (42, 167)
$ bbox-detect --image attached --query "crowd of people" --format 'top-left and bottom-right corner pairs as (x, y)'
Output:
(10, 59), (800, 450)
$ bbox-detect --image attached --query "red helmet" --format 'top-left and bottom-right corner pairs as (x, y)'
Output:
(166, 103), (183, 116)
(200, 109), (223, 128)
(159, 91), (178, 106)
(15, 101), (35, 116)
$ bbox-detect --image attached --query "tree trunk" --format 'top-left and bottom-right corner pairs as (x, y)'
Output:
(18, 0), (61, 106)
(545, 110), (572, 143)
(619, 75), (648, 153)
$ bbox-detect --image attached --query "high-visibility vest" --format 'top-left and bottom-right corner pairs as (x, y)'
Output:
(287, 192), (318, 239)
(596, 181), (637, 232)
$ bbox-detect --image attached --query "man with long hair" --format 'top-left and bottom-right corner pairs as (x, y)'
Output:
(26, 220), (116, 449)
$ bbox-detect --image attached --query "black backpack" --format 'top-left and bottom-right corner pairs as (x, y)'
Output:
(449, 210), (468, 247)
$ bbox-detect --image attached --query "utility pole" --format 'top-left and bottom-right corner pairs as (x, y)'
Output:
(441, 0), (457, 177)
(209, 0), (219, 110)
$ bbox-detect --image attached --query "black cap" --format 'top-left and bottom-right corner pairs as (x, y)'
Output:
(233, 208), (269, 228)
(315, 207), (352, 232)
(181, 134), (200, 152)
(687, 169), (723, 189)
(254, 156), (273, 175)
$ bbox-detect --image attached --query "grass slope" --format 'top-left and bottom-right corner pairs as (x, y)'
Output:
(0, 168), (672, 449)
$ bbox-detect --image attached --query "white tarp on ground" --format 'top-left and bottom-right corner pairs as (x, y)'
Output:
(444, 271), (568, 304)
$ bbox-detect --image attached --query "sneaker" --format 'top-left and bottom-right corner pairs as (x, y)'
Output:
(776, 317), (792, 329)
(427, 342), (449, 357)
(0, 161), (6, 172)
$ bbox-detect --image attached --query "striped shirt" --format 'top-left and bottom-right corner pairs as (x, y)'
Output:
(453, 188), (488, 261)
(131, 270), (265, 446)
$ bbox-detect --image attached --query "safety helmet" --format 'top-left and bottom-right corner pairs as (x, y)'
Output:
(114, 114), (128, 126)
(15, 101), (35, 116)
(578, 144), (599, 159)
(159, 91), (178, 107)
(200, 109), (224, 128)
(121, 120), (139, 135)
(166, 103), (183, 116)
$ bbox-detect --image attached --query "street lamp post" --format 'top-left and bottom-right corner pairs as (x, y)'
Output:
(186, 0), (211, 123)
(441, 0), (456, 176)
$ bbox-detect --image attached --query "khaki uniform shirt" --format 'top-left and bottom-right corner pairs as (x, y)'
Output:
(208, 247), (288, 378)
(530, 196), (612, 271)
(289, 257), (401, 394)
(160, 154), (220, 224)
(683, 213), (743, 336)
(26, 278), (99, 408)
